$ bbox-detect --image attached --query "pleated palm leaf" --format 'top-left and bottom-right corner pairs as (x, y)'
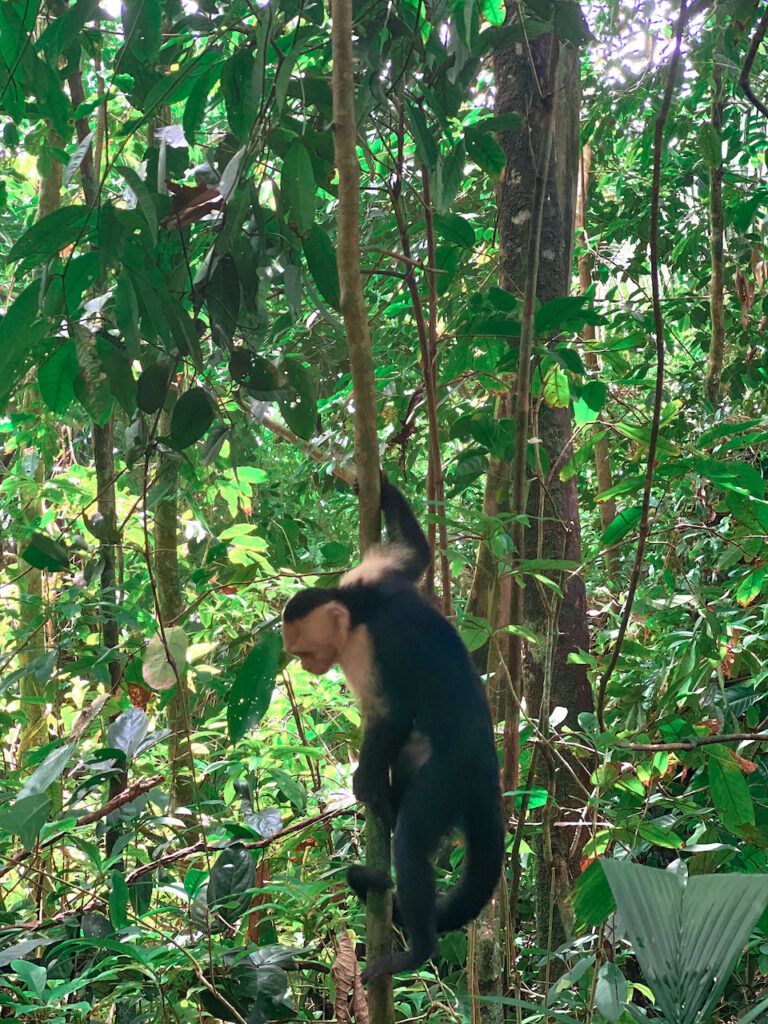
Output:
(602, 861), (768, 1024)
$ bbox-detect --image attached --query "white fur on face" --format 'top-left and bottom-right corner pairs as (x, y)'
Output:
(282, 602), (351, 675)
(340, 544), (413, 588)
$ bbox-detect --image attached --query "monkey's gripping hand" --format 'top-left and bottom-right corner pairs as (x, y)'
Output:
(353, 766), (394, 829)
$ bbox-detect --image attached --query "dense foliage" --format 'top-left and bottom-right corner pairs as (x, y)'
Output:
(2, 0), (768, 1021)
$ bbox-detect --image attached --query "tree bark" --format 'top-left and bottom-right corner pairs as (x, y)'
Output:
(154, 409), (197, 814)
(332, 1), (392, 1019)
(494, 33), (592, 950)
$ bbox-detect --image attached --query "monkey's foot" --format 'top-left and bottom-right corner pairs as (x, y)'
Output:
(361, 944), (436, 984)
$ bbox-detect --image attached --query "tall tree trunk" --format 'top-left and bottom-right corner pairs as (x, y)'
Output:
(576, 146), (619, 580)
(494, 34), (592, 950)
(705, 56), (725, 406)
(154, 409), (196, 814)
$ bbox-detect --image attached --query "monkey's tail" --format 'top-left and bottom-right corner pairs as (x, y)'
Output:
(435, 796), (505, 934)
(346, 865), (403, 927)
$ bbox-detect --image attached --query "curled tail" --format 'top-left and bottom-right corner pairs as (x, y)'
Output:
(346, 793), (505, 935)
(436, 795), (505, 933)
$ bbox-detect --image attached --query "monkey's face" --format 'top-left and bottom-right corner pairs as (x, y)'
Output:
(282, 602), (351, 675)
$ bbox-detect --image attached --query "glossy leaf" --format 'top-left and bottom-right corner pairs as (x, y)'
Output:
(227, 633), (282, 744)
(282, 142), (316, 238)
(170, 387), (216, 448)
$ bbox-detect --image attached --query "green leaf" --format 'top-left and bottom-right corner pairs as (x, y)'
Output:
(303, 224), (340, 310)
(406, 101), (438, 172)
(38, 0), (99, 58)
(0, 793), (52, 851)
(601, 861), (768, 1024)
(142, 627), (187, 692)
(542, 365), (570, 408)
(170, 387), (216, 449)
(18, 742), (76, 798)
(122, 0), (161, 65)
(109, 871), (130, 929)
(183, 62), (221, 145)
(10, 958), (47, 996)
(471, 112), (523, 133)
(535, 295), (606, 334)
(21, 533), (69, 571)
(735, 568), (766, 608)
(432, 212), (475, 248)
(278, 358), (317, 440)
(464, 126), (506, 178)
(282, 142), (316, 238)
(0, 282), (49, 409)
(708, 749), (755, 831)
(574, 381), (606, 425)
(227, 633), (282, 744)
(8, 206), (88, 268)
(594, 962), (627, 1022)
(601, 506), (643, 547)
(208, 845), (256, 925)
(136, 363), (170, 414)
(114, 269), (141, 359)
(572, 860), (615, 930)
(695, 457), (765, 500)
(38, 342), (79, 414)
(220, 48), (257, 141)
(97, 337), (137, 416)
(117, 165), (157, 246)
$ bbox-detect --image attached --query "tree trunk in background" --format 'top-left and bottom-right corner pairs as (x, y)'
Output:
(154, 409), (196, 814)
(494, 35), (592, 949)
(16, 133), (62, 764)
(705, 55), (725, 406)
(576, 146), (619, 581)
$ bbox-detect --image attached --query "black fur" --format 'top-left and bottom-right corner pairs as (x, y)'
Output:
(284, 477), (504, 981)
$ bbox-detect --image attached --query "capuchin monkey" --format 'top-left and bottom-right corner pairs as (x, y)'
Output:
(282, 475), (504, 983)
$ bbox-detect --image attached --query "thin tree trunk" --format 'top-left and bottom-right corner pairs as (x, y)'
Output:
(576, 146), (619, 579)
(154, 409), (196, 813)
(705, 58), (725, 406)
(332, 1), (391, 1019)
(16, 133), (62, 764)
(68, 63), (126, 851)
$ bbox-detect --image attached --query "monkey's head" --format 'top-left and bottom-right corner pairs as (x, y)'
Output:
(282, 588), (351, 675)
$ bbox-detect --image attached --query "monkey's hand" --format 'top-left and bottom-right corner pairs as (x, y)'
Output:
(352, 469), (389, 498)
(353, 767), (393, 828)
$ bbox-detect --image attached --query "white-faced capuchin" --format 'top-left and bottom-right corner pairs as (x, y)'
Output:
(282, 475), (504, 983)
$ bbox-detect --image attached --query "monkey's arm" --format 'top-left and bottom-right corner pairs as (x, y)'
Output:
(380, 475), (431, 582)
(353, 714), (411, 824)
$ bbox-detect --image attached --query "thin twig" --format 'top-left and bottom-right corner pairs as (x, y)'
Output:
(739, 8), (768, 119)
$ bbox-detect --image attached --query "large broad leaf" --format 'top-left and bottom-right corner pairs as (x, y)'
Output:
(169, 387), (216, 448)
(117, 165), (158, 245)
(142, 626), (188, 691)
(574, 381), (607, 425)
(108, 709), (149, 759)
(302, 224), (340, 310)
(18, 742), (76, 798)
(7, 206), (89, 267)
(601, 506), (642, 547)
(707, 747), (755, 832)
(0, 281), (48, 412)
(602, 861), (768, 1024)
(281, 142), (316, 238)
(277, 358), (317, 440)
(21, 533), (69, 571)
(208, 845), (256, 925)
(227, 633), (282, 744)
(0, 793), (52, 851)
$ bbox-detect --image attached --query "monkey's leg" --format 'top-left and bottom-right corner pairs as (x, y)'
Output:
(361, 760), (455, 983)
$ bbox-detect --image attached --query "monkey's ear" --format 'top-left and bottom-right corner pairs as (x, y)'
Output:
(326, 601), (351, 633)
